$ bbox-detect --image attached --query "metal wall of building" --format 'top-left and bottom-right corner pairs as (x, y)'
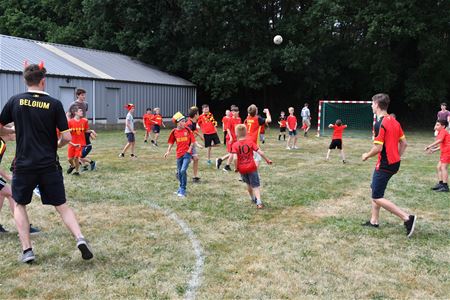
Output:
(0, 72), (196, 123)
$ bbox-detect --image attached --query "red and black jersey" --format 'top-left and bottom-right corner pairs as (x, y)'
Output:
(0, 138), (6, 165)
(0, 91), (69, 173)
(373, 115), (405, 173)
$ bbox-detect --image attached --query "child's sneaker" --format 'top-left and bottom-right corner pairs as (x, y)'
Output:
(30, 224), (41, 235)
(0, 224), (8, 233)
(361, 221), (379, 228)
(223, 165), (232, 172)
(76, 238), (94, 260)
(431, 183), (443, 190)
(144, 140), (148, 143)
(21, 249), (35, 264)
(193, 177), (201, 183)
(342, 160), (346, 164)
(82, 165), (89, 172)
(207, 160), (212, 166)
(404, 215), (417, 238)
(72, 172), (80, 176)
(90, 161), (97, 171)
(216, 158), (223, 169)
(436, 184), (449, 192)
(67, 166), (75, 174)
(286, 146), (291, 150)
(119, 153), (125, 158)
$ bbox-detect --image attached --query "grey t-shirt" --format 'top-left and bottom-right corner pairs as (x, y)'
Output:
(125, 112), (134, 133)
(301, 107), (310, 120)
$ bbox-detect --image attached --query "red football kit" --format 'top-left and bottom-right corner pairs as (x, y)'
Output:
(222, 116), (230, 133)
(226, 117), (242, 152)
(331, 124), (347, 139)
(152, 114), (163, 126)
(287, 115), (297, 130)
(68, 118), (88, 158)
(373, 115), (405, 173)
(437, 129), (450, 163)
(232, 138), (259, 174)
(244, 115), (265, 144)
(198, 113), (218, 134)
(143, 113), (154, 131)
(168, 127), (196, 158)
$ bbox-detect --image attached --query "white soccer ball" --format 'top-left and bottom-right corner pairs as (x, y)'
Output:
(273, 35), (283, 45)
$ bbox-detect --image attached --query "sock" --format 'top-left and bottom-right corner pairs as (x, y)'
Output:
(23, 248), (32, 254)
(256, 198), (262, 205)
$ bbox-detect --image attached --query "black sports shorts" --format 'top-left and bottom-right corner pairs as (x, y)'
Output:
(329, 139), (342, 150)
(204, 133), (220, 148)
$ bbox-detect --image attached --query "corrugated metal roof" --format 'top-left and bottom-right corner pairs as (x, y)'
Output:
(0, 34), (195, 86)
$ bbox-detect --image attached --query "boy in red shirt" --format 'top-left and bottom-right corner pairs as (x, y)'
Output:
(198, 104), (220, 165)
(185, 106), (204, 183)
(164, 112), (196, 197)
(67, 107), (90, 176)
(217, 105), (242, 171)
(232, 124), (272, 209)
(222, 109), (231, 146)
(326, 119), (347, 163)
(142, 107), (153, 143)
(151, 107), (165, 146)
(278, 111), (287, 141)
(286, 107), (298, 149)
(425, 120), (450, 192)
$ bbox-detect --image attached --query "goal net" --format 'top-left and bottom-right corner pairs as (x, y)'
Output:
(317, 100), (375, 137)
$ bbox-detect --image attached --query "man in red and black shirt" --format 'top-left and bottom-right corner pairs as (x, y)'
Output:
(0, 64), (93, 263)
(361, 93), (416, 237)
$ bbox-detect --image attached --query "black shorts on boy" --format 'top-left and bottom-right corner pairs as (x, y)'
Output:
(329, 139), (342, 150)
(152, 125), (161, 133)
(204, 133), (220, 148)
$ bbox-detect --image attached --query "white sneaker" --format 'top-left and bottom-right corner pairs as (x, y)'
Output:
(286, 147), (291, 150)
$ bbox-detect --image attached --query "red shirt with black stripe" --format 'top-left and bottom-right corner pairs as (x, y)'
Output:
(167, 127), (196, 158)
(373, 115), (405, 173)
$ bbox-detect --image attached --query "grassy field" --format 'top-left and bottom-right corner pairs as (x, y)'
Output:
(0, 128), (449, 299)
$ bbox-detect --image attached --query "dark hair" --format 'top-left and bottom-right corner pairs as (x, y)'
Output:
(231, 105), (239, 112)
(189, 106), (199, 118)
(304, 103), (309, 107)
(441, 103), (447, 107)
(23, 64), (46, 86)
(437, 120), (448, 128)
(280, 111), (285, 114)
(69, 104), (80, 118)
(146, 107), (152, 112)
(76, 88), (86, 96)
(202, 104), (209, 109)
(372, 93), (390, 110)
(336, 119), (342, 126)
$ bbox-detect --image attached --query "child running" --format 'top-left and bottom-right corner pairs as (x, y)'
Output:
(232, 124), (272, 209)
(186, 106), (204, 183)
(217, 105), (242, 171)
(119, 103), (137, 158)
(67, 107), (90, 175)
(164, 112), (195, 197)
(143, 107), (153, 143)
(198, 104), (220, 165)
(222, 109), (231, 146)
(326, 119), (347, 163)
(286, 107), (298, 149)
(278, 111), (287, 141)
(244, 104), (271, 167)
(425, 120), (450, 192)
(151, 107), (165, 146)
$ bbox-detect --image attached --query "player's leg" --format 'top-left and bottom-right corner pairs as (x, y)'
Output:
(369, 200), (381, 225)
(437, 162), (449, 192)
(192, 155), (200, 181)
(286, 134), (291, 149)
(179, 154), (191, 195)
(249, 172), (263, 208)
(326, 149), (331, 160)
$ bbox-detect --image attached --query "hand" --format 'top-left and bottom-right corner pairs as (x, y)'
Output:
(361, 153), (369, 161)
(90, 131), (97, 140)
(75, 144), (81, 148)
(5, 174), (12, 181)
(424, 146), (430, 151)
(164, 152), (170, 158)
(266, 159), (273, 165)
(263, 108), (268, 114)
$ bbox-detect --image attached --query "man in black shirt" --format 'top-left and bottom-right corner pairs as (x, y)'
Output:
(0, 64), (93, 263)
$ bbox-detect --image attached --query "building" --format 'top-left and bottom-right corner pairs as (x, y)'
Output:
(0, 34), (196, 124)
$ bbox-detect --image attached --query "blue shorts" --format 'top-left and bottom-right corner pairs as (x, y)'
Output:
(153, 125), (161, 133)
(241, 171), (260, 188)
(126, 132), (135, 143)
(12, 170), (66, 206)
(289, 129), (297, 136)
(81, 144), (92, 158)
(371, 169), (394, 199)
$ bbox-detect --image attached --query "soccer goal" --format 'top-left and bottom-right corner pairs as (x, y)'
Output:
(317, 100), (376, 137)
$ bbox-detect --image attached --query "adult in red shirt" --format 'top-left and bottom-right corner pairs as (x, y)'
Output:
(231, 124), (272, 209)
(197, 104), (220, 165)
(221, 110), (231, 146)
(164, 112), (195, 197)
(326, 119), (347, 163)
(425, 120), (450, 192)
(142, 108), (153, 143)
(362, 93), (416, 237)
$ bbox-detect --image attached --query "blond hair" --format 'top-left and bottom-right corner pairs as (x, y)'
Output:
(288, 107), (294, 113)
(235, 124), (247, 139)
(247, 104), (257, 117)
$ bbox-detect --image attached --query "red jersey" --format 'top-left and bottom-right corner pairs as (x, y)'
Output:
(227, 117), (242, 142)
(287, 115), (297, 130)
(68, 118), (89, 146)
(331, 124), (347, 139)
(168, 127), (196, 158)
(232, 138), (259, 174)
(143, 113), (153, 128)
(152, 114), (163, 126)
(260, 123), (266, 134)
(222, 116), (230, 132)
(244, 115), (265, 144)
(279, 117), (287, 128)
(198, 112), (218, 134)
(437, 129), (450, 155)
(373, 116), (405, 173)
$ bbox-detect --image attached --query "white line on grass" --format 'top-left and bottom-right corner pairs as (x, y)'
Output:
(146, 202), (204, 300)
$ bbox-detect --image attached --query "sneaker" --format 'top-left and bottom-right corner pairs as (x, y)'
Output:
(207, 160), (212, 166)
(90, 161), (97, 171)
(256, 203), (264, 209)
(154, 142), (159, 147)
(343, 160), (346, 164)
(193, 177), (201, 183)
(431, 183), (443, 190)
(216, 158), (223, 169)
(72, 172), (80, 176)
(362, 221), (379, 228)
(286, 147), (291, 150)
(144, 140), (148, 143)
(76, 238), (94, 260)
(293, 146), (299, 149)
(223, 165), (232, 172)
(67, 166), (75, 174)
(304, 132), (307, 137)
(177, 193), (186, 198)
(130, 154), (137, 158)
(21, 249), (35, 264)
(33, 186), (41, 198)
(251, 197), (257, 204)
(404, 215), (417, 238)
(119, 153), (125, 158)
(151, 140), (155, 145)
(436, 185), (449, 192)
(82, 165), (89, 172)
(30, 224), (40, 235)
(0, 224), (8, 233)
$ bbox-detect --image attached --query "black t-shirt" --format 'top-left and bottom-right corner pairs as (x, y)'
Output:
(0, 91), (69, 173)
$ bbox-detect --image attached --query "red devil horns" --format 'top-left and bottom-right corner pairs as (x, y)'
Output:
(38, 61), (45, 70)
(124, 103), (135, 110)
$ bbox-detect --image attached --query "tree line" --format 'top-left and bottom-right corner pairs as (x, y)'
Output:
(1, 0), (449, 124)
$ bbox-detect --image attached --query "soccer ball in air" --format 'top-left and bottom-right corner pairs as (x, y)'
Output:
(273, 35), (283, 45)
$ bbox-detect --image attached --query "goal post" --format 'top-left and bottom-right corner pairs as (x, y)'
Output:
(316, 100), (376, 137)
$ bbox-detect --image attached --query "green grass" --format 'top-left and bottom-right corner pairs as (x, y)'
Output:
(0, 128), (449, 299)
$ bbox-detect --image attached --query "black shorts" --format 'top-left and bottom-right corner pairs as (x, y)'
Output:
(329, 139), (342, 150)
(12, 170), (66, 206)
(280, 127), (286, 133)
(126, 132), (135, 143)
(81, 144), (92, 158)
(0, 177), (6, 191)
(289, 129), (297, 136)
(371, 169), (395, 199)
(153, 125), (161, 133)
(204, 133), (220, 148)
